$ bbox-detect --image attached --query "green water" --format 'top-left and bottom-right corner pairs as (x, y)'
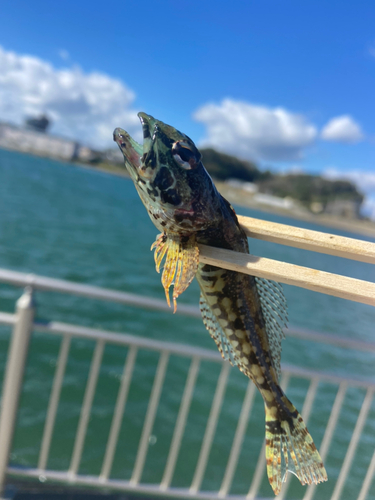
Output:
(0, 148), (374, 499)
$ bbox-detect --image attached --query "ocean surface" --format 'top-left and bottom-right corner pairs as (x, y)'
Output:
(0, 148), (374, 499)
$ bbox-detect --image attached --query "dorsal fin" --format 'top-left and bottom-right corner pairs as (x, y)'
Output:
(255, 277), (288, 381)
(199, 294), (240, 367)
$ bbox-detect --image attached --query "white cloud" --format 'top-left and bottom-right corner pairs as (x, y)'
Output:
(321, 115), (364, 143)
(0, 45), (141, 148)
(193, 99), (317, 162)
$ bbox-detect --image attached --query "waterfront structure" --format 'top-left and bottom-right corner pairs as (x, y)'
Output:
(325, 199), (362, 219)
(0, 122), (99, 162)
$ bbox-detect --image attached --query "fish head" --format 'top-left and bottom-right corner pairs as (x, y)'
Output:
(114, 112), (219, 233)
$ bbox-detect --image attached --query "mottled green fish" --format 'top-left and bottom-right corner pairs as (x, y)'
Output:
(113, 113), (327, 495)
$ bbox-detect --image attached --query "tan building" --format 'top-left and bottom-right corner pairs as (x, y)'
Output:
(0, 123), (80, 161)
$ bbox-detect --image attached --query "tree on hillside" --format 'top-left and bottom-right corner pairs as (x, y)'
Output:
(200, 148), (271, 182)
(258, 174), (364, 208)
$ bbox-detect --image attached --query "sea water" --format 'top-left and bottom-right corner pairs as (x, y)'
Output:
(0, 149), (374, 499)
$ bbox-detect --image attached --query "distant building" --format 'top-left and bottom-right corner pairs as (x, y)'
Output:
(310, 201), (324, 214)
(0, 122), (99, 163)
(0, 122), (78, 160)
(225, 179), (259, 193)
(253, 193), (296, 210)
(324, 199), (362, 219)
(104, 148), (124, 164)
(25, 114), (50, 133)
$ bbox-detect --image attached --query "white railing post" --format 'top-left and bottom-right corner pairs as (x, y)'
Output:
(0, 287), (35, 498)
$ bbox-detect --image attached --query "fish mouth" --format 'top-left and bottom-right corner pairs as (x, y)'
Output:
(113, 112), (158, 174)
(113, 126), (142, 171)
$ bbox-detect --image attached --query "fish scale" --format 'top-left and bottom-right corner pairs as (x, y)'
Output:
(113, 112), (328, 495)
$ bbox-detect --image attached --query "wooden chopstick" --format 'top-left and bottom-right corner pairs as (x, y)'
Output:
(237, 215), (375, 265)
(198, 244), (375, 307)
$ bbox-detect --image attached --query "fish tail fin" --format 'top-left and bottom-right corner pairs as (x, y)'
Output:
(265, 403), (327, 495)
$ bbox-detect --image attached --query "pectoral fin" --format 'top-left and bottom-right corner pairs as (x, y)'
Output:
(151, 233), (199, 312)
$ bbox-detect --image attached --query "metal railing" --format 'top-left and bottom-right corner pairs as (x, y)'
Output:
(0, 268), (374, 500)
(0, 216), (374, 499)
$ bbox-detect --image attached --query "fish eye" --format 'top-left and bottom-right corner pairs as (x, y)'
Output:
(172, 141), (198, 170)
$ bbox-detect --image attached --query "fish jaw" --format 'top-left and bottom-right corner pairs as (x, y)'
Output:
(113, 127), (144, 181)
(113, 114), (164, 182)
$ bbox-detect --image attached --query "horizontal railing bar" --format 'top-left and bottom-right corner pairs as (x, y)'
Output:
(0, 268), (200, 318)
(286, 326), (375, 353)
(33, 320), (222, 361)
(238, 215), (375, 265)
(30, 320), (375, 387)
(275, 365), (373, 389)
(6, 467), (267, 500)
(0, 318), (367, 388)
(199, 245), (375, 307)
(2, 303), (375, 355)
(2, 311), (375, 355)
(1, 268), (375, 350)
(1, 313), (374, 387)
(0, 312), (15, 326)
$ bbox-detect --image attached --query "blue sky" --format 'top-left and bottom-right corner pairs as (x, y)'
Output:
(0, 0), (374, 212)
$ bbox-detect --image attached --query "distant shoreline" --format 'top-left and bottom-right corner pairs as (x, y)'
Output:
(2, 146), (374, 239)
(91, 161), (375, 239)
(215, 181), (375, 239)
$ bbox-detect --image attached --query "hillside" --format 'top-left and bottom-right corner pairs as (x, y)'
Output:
(257, 174), (364, 208)
(199, 149), (363, 215)
(200, 148), (271, 182)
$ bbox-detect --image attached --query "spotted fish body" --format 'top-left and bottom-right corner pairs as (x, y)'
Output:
(114, 113), (327, 495)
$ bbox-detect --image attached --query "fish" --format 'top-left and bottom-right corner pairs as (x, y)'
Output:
(113, 113), (328, 495)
